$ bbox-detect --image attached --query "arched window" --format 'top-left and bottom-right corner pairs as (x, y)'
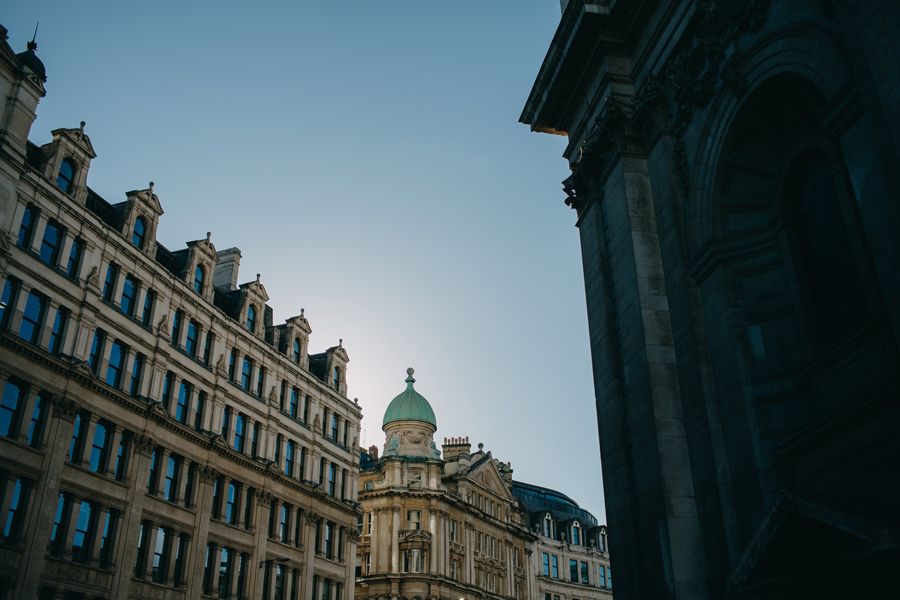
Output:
(333, 367), (340, 391)
(57, 159), (76, 193)
(133, 217), (146, 249)
(293, 339), (301, 363)
(194, 265), (205, 294)
(246, 305), (256, 333)
(543, 514), (552, 538)
(572, 521), (581, 545)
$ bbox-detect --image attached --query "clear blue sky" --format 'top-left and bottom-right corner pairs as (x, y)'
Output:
(5, 1), (605, 522)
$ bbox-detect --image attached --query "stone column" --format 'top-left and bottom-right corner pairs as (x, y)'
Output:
(27, 214), (46, 256)
(251, 490), (274, 600)
(369, 509), (378, 573)
(429, 510), (437, 573)
(304, 513), (320, 600)
(186, 466), (218, 600)
(37, 299), (60, 352)
(390, 506), (400, 573)
(208, 545), (224, 596)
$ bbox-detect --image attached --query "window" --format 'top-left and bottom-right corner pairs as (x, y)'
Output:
(185, 320), (200, 357)
(102, 264), (117, 302)
(66, 239), (82, 279)
(450, 560), (456, 579)
(234, 413), (246, 453)
(256, 366), (265, 397)
(203, 543), (215, 594)
(141, 290), (155, 327)
(17, 205), (35, 247)
(203, 331), (213, 365)
(39, 220), (62, 265)
(366, 512), (373, 534)
(228, 349), (237, 381)
(212, 477), (224, 519)
(0, 278), (19, 328)
(147, 448), (161, 492)
(341, 469), (347, 499)
(194, 392), (206, 430)
(69, 412), (86, 463)
(279, 504), (289, 540)
(172, 534), (188, 586)
(89, 421), (111, 473)
(328, 463), (336, 496)
(318, 457), (325, 485)
(246, 305), (256, 333)
(450, 520), (457, 542)
(293, 338), (301, 363)
(331, 414), (339, 440)
(18, 292), (44, 344)
(176, 381), (192, 424)
(161, 371), (174, 412)
(88, 330), (105, 375)
(194, 265), (204, 294)
(183, 463), (196, 507)
(241, 358), (252, 391)
(285, 441), (294, 477)
(402, 549), (421, 573)
(243, 487), (254, 530)
(298, 446), (307, 480)
(99, 508), (118, 569)
(572, 521), (581, 545)
(130, 353), (145, 397)
(407, 510), (421, 531)
(226, 482), (237, 524)
(302, 394), (309, 423)
(27, 393), (47, 447)
(3, 478), (26, 541)
(324, 521), (333, 557)
(599, 565), (607, 587)
(543, 514), (552, 538)
(152, 526), (170, 583)
(333, 367), (340, 391)
(600, 531), (607, 552)
(164, 455), (179, 501)
(118, 275), (137, 317)
(251, 422), (260, 458)
(71, 501), (94, 563)
(106, 340), (126, 388)
(343, 421), (349, 447)
(570, 559), (578, 582)
(274, 435), (283, 468)
(49, 307), (68, 355)
(218, 548), (232, 598)
(57, 158), (76, 193)
(221, 407), (232, 441)
(0, 380), (25, 440)
(581, 561), (589, 584)
(607, 566), (612, 588)
(114, 431), (131, 481)
(551, 555), (559, 579)
(366, 553), (371, 575)
(171, 310), (182, 344)
(50, 494), (68, 556)
(289, 388), (299, 418)
(133, 217), (146, 249)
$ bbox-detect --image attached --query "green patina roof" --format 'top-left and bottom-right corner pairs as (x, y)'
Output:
(382, 368), (437, 429)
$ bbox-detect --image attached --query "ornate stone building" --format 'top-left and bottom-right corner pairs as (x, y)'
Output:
(521, 1), (900, 599)
(0, 25), (362, 600)
(355, 369), (611, 600)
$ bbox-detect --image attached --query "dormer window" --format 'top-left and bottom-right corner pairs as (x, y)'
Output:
(194, 265), (205, 294)
(333, 367), (340, 391)
(132, 217), (146, 249)
(57, 158), (76, 193)
(572, 521), (581, 545)
(293, 339), (301, 364)
(246, 305), (256, 333)
(543, 514), (553, 538)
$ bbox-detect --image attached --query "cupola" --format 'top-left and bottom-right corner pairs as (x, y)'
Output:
(382, 368), (437, 429)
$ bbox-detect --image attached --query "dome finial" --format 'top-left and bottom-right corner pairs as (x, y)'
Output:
(28, 22), (39, 52)
(406, 367), (415, 383)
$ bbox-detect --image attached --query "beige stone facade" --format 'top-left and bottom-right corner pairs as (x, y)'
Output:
(0, 26), (361, 600)
(355, 372), (612, 600)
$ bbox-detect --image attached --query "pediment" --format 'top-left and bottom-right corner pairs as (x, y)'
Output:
(240, 274), (270, 301)
(467, 455), (513, 502)
(52, 124), (97, 158)
(126, 183), (164, 216)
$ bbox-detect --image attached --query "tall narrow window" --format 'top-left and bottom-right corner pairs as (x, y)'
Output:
(99, 509), (118, 569)
(256, 367), (265, 397)
(102, 264), (117, 302)
(194, 392), (206, 431)
(570, 559), (578, 582)
(302, 395), (309, 423)
(551, 555), (559, 579)
(18, 292), (44, 344)
(142, 290), (155, 327)
(171, 310), (182, 344)
(251, 422), (260, 458)
(69, 412), (85, 463)
(121, 276), (137, 316)
(89, 421), (110, 473)
(183, 463), (195, 507)
(114, 431), (131, 481)
(226, 482), (237, 524)
(176, 381), (192, 424)
(162, 371), (174, 412)
(27, 393), (47, 447)
(130, 353), (145, 397)
(333, 367), (340, 391)
(133, 217), (146, 249)
(71, 501), (93, 563)
(203, 331), (214, 365)
(221, 407), (232, 441)
(185, 320), (199, 356)
(572, 522), (581, 546)
(298, 447), (307, 481)
(599, 565), (607, 587)
(218, 547), (231, 599)
(194, 265), (205, 294)
(328, 463), (336, 497)
(581, 561), (589, 584)
(2, 478), (25, 541)
(67, 239), (82, 279)
(331, 414), (339, 440)
(57, 158), (76, 193)
(17, 205), (35, 247)
(50, 494), (67, 556)
(173, 533), (188, 585)
(152, 526), (169, 583)
(89, 330), (104, 375)
(228, 349), (237, 381)
(246, 305), (256, 333)
(39, 221), (61, 265)
(293, 338), (301, 363)
(106, 340), (126, 388)
(241, 358), (252, 391)
(284, 441), (294, 477)
(0, 279), (18, 329)
(234, 413), (246, 453)
(274, 434), (283, 467)
(49, 307), (68, 355)
(541, 554), (550, 577)
(164, 455), (179, 501)
(289, 388), (299, 419)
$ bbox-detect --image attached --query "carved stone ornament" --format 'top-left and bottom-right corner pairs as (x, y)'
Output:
(352, 435), (358, 448)
(86, 266), (100, 289)
(216, 353), (226, 374)
(199, 465), (218, 484)
(133, 434), (156, 456)
(268, 386), (277, 404)
(347, 529), (361, 543)
(255, 489), (274, 504)
(51, 397), (80, 422)
(401, 430), (426, 445)
(305, 512), (320, 526)
(313, 413), (320, 430)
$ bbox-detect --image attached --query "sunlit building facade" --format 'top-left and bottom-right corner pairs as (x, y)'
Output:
(354, 370), (611, 600)
(0, 26), (362, 600)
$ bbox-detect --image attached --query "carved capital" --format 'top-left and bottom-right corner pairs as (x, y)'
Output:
(255, 489), (274, 504)
(51, 397), (80, 422)
(347, 529), (361, 543)
(133, 434), (155, 456)
(305, 512), (320, 526)
(199, 466), (218, 484)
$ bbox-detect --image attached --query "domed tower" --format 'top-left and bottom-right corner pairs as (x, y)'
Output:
(382, 368), (440, 460)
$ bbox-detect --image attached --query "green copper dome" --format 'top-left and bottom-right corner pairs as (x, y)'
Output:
(382, 368), (437, 429)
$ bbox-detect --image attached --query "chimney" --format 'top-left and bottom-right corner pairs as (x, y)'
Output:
(442, 436), (471, 461)
(214, 247), (242, 291)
